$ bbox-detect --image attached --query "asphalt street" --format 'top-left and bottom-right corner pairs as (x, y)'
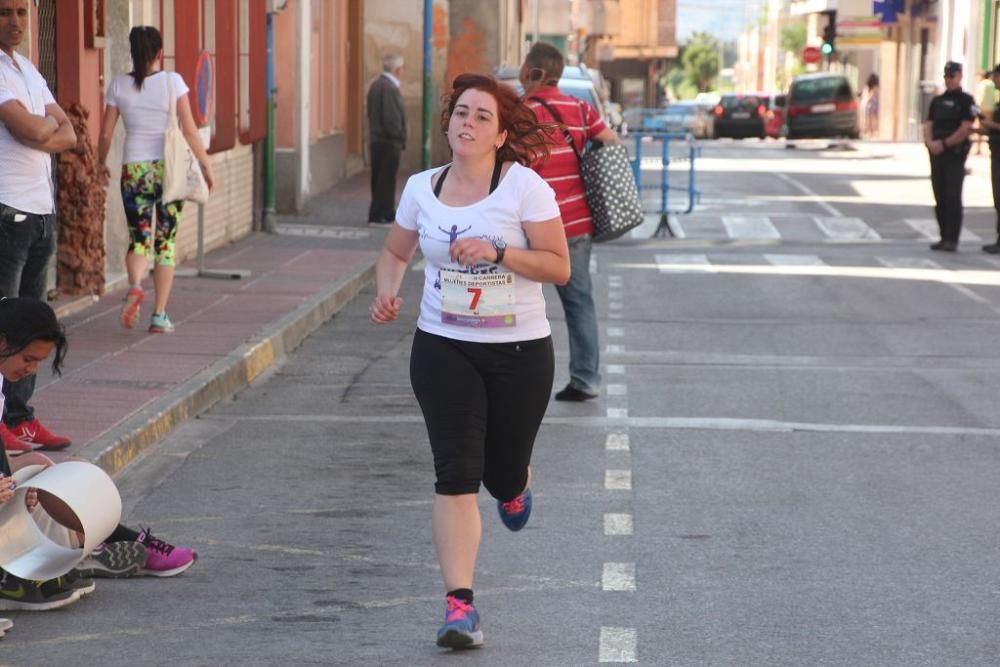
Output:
(5, 140), (1000, 666)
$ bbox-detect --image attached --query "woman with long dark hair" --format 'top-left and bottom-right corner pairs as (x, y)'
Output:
(0, 298), (199, 636)
(370, 74), (570, 649)
(98, 26), (215, 334)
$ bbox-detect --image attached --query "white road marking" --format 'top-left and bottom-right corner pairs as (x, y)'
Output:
(605, 470), (632, 490)
(905, 218), (982, 242)
(775, 172), (843, 217)
(221, 413), (1000, 437)
(608, 327), (625, 337)
(606, 364), (626, 375)
(606, 344), (625, 353)
(655, 254), (714, 274)
(607, 408), (629, 419)
(721, 215), (780, 239)
(410, 258), (427, 272)
(605, 433), (630, 451)
(599, 627), (638, 663)
(607, 384), (627, 396)
(609, 313), (624, 320)
(609, 302), (623, 311)
(764, 254), (826, 267)
(604, 513), (634, 536)
(602, 563), (637, 591)
(590, 255), (599, 274)
(608, 291), (622, 300)
(814, 216), (881, 240)
(876, 257), (992, 304)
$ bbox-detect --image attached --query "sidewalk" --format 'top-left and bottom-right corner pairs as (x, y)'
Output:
(37, 172), (393, 476)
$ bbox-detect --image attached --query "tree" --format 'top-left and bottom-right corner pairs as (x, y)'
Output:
(780, 24), (807, 58)
(681, 32), (720, 93)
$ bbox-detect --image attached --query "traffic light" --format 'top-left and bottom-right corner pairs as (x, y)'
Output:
(821, 11), (837, 56)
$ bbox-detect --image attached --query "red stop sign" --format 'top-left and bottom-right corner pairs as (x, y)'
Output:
(803, 46), (822, 64)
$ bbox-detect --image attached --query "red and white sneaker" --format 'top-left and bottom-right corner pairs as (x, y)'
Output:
(0, 423), (40, 456)
(9, 419), (71, 451)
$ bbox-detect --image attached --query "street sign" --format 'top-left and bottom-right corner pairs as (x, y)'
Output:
(194, 50), (214, 127)
(803, 46), (822, 64)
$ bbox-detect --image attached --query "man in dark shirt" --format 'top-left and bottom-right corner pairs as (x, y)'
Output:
(923, 61), (976, 252)
(366, 54), (407, 225)
(979, 64), (1000, 253)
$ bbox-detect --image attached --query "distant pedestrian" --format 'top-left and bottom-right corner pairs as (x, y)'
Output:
(861, 73), (879, 138)
(978, 64), (1000, 254)
(98, 26), (215, 335)
(0, 0), (76, 455)
(924, 61), (976, 252)
(367, 54), (407, 225)
(974, 70), (996, 155)
(521, 42), (622, 402)
(369, 73), (569, 650)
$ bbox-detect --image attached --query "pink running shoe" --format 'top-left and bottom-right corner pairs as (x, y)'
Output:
(120, 287), (144, 329)
(137, 528), (197, 577)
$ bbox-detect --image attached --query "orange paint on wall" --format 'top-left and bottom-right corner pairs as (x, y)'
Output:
(432, 3), (448, 51)
(445, 18), (488, 90)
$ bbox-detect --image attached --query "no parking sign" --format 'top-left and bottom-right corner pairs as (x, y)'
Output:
(193, 50), (214, 127)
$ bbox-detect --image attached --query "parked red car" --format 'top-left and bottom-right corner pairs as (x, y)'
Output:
(764, 94), (787, 139)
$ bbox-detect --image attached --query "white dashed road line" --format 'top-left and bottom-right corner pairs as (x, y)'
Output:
(605, 469), (632, 490)
(599, 627), (639, 663)
(601, 563), (637, 591)
(605, 433), (630, 451)
(604, 513), (634, 536)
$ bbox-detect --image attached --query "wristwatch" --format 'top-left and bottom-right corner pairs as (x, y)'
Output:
(492, 237), (507, 264)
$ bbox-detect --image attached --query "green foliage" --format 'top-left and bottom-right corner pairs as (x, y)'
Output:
(680, 32), (720, 93)
(780, 23), (807, 57)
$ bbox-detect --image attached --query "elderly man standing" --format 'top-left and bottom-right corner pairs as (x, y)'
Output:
(0, 0), (76, 454)
(367, 54), (407, 226)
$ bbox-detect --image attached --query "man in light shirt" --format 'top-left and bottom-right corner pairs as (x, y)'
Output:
(0, 0), (76, 453)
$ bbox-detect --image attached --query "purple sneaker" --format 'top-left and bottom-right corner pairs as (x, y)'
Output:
(137, 528), (197, 577)
(497, 488), (532, 531)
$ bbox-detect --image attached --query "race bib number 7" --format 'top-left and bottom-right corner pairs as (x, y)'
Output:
(440, 269), (516, 328)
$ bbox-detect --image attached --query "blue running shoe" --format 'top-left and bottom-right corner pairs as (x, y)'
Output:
(497, 487), (532, 531)
(436, 595), (483, 649)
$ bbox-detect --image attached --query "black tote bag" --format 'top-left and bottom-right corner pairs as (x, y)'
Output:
(531, 97), (644, 242)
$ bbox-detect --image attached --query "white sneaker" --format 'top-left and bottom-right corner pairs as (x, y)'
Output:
(0, 617), (12, 638)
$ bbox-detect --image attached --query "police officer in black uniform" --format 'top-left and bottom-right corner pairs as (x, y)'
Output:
(924, 61), (977, 251)
(979, 64), (1000, 253)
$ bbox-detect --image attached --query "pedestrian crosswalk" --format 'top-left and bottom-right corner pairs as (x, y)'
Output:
(636, 214), (989, 244)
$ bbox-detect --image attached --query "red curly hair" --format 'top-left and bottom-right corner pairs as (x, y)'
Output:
(440, 73), (554, 166)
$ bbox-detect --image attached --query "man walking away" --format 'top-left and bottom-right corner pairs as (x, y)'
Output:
(923, 61), (976, 252)
(979, 64), (1000, 254)
(521, 42), (621, 402)
(0, 0), (76, 454)
(367, 54), (407, 225)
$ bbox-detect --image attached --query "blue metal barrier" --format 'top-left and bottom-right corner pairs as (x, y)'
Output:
(627, 132), (701, 238)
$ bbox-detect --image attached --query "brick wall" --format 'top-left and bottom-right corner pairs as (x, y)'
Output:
(174, 144), (256, 263)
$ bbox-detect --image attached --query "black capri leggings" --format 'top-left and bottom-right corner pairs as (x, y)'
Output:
(409, 328), (554, 501)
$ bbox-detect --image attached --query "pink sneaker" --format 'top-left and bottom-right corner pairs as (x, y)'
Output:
(137, 528), (197, 577)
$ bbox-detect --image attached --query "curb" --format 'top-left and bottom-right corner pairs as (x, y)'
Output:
(75, 257), (376, 477)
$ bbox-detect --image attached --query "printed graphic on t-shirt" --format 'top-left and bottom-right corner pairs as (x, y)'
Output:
(440, 269), (516, 328)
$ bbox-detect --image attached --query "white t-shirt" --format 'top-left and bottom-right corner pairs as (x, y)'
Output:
(0, 50), (56, 214)
(105, 71), (190, 164)
(395, 162), (561, 343)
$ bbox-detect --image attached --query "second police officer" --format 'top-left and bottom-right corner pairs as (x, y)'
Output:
(979, 64), (1000, 254)
(923, 61), (977, 252)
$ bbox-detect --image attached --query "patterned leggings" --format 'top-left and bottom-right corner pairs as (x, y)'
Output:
(121, 160), (183, 266)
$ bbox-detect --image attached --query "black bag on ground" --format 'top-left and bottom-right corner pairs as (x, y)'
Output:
(531, 97), (644, 242)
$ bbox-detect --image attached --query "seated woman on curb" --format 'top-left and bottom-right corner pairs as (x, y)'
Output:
(0, 298), (198, 636)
